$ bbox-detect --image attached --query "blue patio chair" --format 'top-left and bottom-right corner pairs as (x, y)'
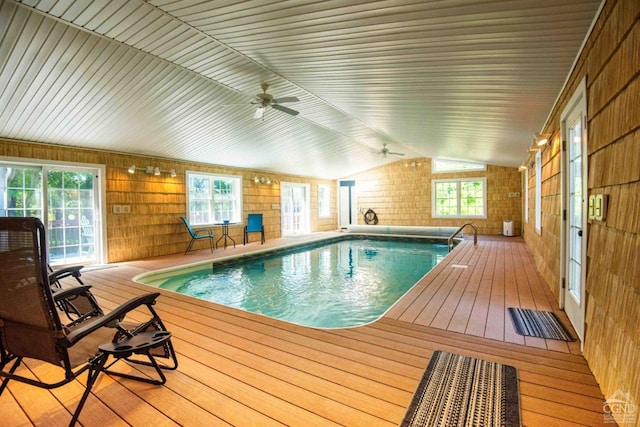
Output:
(244, 213), (265, 245)
(180, 216), (215, 254)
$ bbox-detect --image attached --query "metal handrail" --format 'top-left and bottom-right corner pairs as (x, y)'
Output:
(448, 223), (478, 251)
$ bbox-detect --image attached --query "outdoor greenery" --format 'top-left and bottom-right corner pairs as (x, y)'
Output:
(3, 167), (42, 217)
(188, 173), (241, 225)
(2, 166), (95, 263)
(434, 179), (484, 217)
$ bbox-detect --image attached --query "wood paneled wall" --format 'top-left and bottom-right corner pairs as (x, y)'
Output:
(523, 1), (640, 424)
(0, 139), (337, 262)
(345, 158), (522, 235)
(523, 133), (564, 301)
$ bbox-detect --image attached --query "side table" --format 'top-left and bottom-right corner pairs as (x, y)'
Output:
(216, 220), (236, 249)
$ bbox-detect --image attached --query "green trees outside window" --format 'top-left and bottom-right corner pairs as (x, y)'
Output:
(433, 178), (486, 218)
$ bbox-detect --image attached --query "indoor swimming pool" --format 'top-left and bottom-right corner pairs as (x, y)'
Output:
(136, 236), (450, 328)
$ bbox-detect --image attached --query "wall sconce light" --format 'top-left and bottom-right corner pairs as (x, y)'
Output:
(253, 176), (276, 185)
(528, 141), (540, 153)
(127, 165), (177, 177)
(534, 132), (549, 147)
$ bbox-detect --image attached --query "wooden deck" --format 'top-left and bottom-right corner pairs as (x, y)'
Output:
(1, 234), (609, 426)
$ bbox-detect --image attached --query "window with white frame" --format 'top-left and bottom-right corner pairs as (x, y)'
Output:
(318, 184), (330, 218)
(535, 150), (542, 232)
(432, 159), (486, 173)
(187, 172), (242, 225)
(432, 177), (487, 218)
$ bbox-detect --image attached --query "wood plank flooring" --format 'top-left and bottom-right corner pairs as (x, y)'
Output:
(2, 234), (609, 426)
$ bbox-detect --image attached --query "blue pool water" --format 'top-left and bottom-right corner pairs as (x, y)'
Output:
(138, 237), (449, 328)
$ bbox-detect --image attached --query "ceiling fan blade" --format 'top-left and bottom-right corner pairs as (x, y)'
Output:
(272, 104), (299, 116)
(389, 152), (405, 156)
(254, 107), (265, 119)
(273, 96), (299, 104)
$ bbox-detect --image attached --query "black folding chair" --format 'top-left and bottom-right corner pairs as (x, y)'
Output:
(0, 217), (178, 426)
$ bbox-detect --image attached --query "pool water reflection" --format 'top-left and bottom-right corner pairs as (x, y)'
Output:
(138, 237), (448, 328)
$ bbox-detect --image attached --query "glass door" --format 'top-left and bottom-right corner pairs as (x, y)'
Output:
(0, 163), (101, 265)
(46, 168), (99, 264)
(561, 78), (587, 343)
(281, 182), (310, 235)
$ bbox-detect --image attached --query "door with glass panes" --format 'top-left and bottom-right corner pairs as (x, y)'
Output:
(0, 164), (100, 265)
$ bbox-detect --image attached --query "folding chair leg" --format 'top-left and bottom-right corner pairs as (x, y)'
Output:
(70, 352), (108, 426)
(0, 356), (22, 395)
(104, 352), (168, 385)
(99, 330), (175, 386)
(185, 238), (195, 254)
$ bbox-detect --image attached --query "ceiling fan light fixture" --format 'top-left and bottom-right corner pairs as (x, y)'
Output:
(251, 84), (299, 119)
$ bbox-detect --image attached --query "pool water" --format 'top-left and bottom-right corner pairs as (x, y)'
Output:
(140, 238), (448, 328)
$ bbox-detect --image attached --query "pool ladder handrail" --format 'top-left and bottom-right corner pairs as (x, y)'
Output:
(448, 223), (478, 251)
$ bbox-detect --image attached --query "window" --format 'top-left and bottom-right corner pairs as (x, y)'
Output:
(187, 172), (242, 225)
(535, 150), (542, 233)
(432, 159), (486, 173)
(0, 166), (43, 218)
(432, 178), (486, 218)
(318, 184), (330, 218)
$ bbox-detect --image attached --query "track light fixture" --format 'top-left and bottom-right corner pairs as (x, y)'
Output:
(404, 161), (422, 168)
(253, 176), (276, 185)
(127, 165), (177, 177)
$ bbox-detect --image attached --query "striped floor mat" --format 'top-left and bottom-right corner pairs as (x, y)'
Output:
(401, 351), (520, 427)
(508, 308), (575, 341)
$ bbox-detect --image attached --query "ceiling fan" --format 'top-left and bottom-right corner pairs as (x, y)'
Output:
(252, 83), (299, 119)
(378, 143), (405, 158)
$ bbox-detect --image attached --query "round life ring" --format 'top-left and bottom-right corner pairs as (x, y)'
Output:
(363, 209), (378, 225)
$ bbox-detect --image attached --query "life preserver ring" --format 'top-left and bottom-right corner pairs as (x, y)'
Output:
(363, 208), (378, 225)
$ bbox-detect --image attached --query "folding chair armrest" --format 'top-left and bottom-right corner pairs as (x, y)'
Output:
(193, 227), (213, 237)
(49, 265), (84, 282)
(52, 284), (93, 301)
(64, 292), (161, 345)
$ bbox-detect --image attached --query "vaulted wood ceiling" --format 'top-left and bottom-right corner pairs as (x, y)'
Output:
(0, 0), (602, 178)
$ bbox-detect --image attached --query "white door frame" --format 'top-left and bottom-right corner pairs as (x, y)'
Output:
(0, 156), (106, 265)
(559, 77), (588, 345)
(280, 182), (310, 235)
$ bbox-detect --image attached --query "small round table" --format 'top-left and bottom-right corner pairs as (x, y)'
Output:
(216, 220), (236, 249)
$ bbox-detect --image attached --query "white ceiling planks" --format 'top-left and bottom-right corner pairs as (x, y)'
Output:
(0, 0), (602, 178)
